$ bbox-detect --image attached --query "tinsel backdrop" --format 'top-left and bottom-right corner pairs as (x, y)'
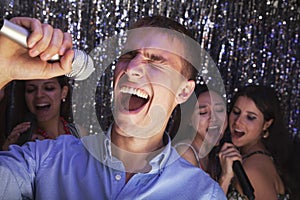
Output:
(1, 0), (299, 141)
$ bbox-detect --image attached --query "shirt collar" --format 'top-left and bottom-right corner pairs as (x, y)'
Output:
(81, 125), (174, 173)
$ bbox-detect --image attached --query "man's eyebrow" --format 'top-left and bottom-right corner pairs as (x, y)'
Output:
(121, 50), (137, 55)
(145, 52), (168, 62)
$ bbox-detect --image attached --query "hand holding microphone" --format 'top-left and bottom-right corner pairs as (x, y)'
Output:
(0, 17), (94, 86)
(218, 140), (255, 200)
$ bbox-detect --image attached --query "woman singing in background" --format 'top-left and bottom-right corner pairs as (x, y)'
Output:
(219, 85), (295, 199)
(2, 76), (85, 150)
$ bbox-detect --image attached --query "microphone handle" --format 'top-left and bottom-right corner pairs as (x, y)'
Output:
(16, 112), (36, 145)
(233, 160), (255, 200)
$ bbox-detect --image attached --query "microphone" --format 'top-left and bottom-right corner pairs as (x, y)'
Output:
(0, 18), (94, 80)
(233, 160), (255, 200)
(16, 112), (36, 146)
(222, 132), (255, 200)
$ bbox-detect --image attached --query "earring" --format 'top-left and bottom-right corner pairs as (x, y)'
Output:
(62, 98), (66, 102)
(262, 130), (269, 139)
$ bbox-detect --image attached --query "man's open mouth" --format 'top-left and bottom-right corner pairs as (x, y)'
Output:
(120, 86), (149, 111)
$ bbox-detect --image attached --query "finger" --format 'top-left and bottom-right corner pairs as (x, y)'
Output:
(12, 122), (31, 130)
(59, 32), (73, 55)
(221, 152), (242, 159)
(40, 28), (63, 61)
(9, 130), (21, 138)
(219, 146), (237, 156)
(220, 146), (239, 154)
(219, 151), (242, 162)
(29, 23), (54, 58)
(44, 49), (74, 77)
(7, 134), (20, 141)
(10, 17), (43, 48)
(219, 149), (241, 160)
(7, 133), (21, 143)
(10, 123), (31, 136)
(219, 142), (235, 151)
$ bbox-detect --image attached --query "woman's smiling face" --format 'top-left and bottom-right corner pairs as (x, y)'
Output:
(25, 78), (68, 122)
(191, 90), (227, 145)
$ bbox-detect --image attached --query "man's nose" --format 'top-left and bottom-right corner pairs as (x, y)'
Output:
(125, 55), (145, 80)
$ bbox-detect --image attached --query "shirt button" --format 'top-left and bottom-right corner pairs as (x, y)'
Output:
(115, 174), (122, 181)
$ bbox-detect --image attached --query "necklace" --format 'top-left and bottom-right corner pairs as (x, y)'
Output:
(37, 117), (71, 139)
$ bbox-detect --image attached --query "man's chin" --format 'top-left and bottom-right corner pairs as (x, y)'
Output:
(114, 122), (163, 139)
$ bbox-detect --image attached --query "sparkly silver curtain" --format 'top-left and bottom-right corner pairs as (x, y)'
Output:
(1, 0), (299, 139)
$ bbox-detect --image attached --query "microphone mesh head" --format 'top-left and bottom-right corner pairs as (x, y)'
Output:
(66, 49), (95, 80)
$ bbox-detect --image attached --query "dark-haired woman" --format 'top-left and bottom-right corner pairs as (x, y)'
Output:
(2, 76), (86, 150)
(219, 85), (292, 199)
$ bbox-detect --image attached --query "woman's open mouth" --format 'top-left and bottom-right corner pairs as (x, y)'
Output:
(232, 128), (245, 138)
(35, 103), (51, 111)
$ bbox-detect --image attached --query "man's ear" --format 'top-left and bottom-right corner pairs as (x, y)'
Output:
(176, 80), (195, 104)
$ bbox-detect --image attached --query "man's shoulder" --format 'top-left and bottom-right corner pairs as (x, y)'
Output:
(166, 148), (216, 182)
(159, 153), (226, 199)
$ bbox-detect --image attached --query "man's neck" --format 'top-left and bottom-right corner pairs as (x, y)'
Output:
(110, 125), (165, 178)
(111, 124), (165, 153)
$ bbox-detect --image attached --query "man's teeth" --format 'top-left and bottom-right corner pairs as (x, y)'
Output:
(120, 87), (148, 99)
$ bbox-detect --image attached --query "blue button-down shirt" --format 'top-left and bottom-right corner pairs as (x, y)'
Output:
(0, 129), (226, 200)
